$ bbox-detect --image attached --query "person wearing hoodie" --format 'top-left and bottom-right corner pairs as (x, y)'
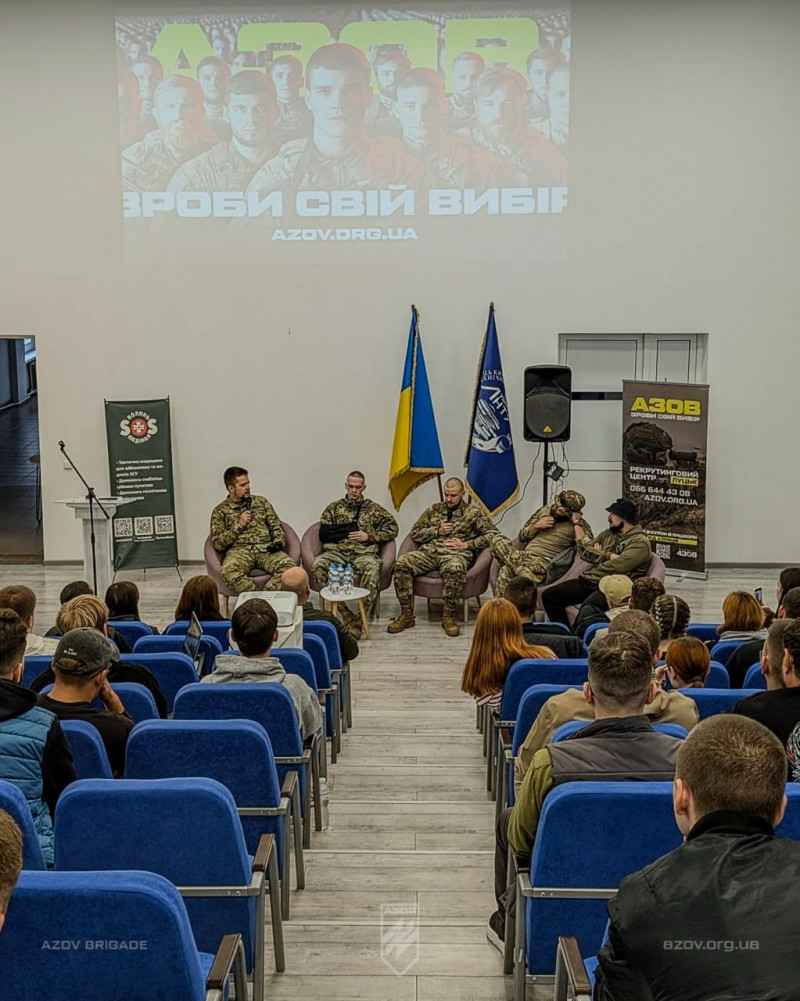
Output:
(513, 610), (699, 794)
(542, 498), (652, 626)
(0, 585), (58, 657)
(0, 609), (76, 867)
(202, 598), (321, 741)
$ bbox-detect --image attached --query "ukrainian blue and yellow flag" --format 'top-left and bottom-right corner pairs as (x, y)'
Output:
(464, 303), (519, 517)
(389, 306), (444, 510)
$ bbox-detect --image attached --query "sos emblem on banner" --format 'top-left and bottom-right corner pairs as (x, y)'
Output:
(119, 411), (159, 444)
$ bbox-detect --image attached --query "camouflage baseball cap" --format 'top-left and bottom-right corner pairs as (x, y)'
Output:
(553, 490), (585, 514)
(53, 628), (115, 677)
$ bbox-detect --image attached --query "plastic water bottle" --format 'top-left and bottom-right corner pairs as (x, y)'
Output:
(320, 778), (330, 830)
(329, 564), (340, 596)
(344, 564), (353, 595)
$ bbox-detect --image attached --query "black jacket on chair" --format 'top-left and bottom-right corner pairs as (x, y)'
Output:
(594, 811), (800, 1000)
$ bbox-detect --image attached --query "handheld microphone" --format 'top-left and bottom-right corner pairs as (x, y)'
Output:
(444, 508), (452, 523)
(243, 496), (253, 512)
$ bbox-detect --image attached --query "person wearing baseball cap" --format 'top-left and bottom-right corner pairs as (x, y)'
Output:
(542, 497), (652, 627)
(490, 490), (593, 598)
(37, 629), (134, 777)
(573, 574), (633, 641)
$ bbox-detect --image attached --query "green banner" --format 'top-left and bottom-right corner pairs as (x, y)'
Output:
(104, 398), (178, 571)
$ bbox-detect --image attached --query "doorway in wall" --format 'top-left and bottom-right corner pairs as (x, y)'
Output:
(0, 337), (43, 563)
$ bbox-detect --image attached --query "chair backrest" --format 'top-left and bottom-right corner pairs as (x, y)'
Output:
(778, 786), (800, 840)
(681, 688), (747, 719)
(61, 720), (113, 779)
(134, 633), (224, 662)
(686, 623), (721, 643)
(22, 655), (51, 688)
(551, 720), (688, 743)
(54, 777), (256, 970)
(538, 621), (573, 636)
(173, 683), (305, 800)
(0, 870), (208, 1001)
(125, 719), (282, 857)
(164, 620), (232, 650)
(526, 781), (681, 974)
(113, 683), (159, 722)
(743, 663), (768, 690)
(709, 640), (745, 666)
(272, 648), (318, 694)
(119, 653), (197, 712)
(706, 662), (730, 688)
(302, 634), (332, 689)
(0, 779), (46, 870)
(511, 685), (579, 755)
(581, 621), (608, 647)
(108, 620), (155, 645)
(500, 661), (589, 721)
(303, 619), (343, 670)
(646, 553), (667, 581)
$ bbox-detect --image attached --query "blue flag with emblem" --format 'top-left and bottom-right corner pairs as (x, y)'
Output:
(464, 303), (519, 517)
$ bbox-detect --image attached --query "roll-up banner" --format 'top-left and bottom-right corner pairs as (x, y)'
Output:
(104, 398), (179, 571)
(622, 380), (709, 577)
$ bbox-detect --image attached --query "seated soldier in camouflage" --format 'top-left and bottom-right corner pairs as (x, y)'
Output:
(312, 471), (398, 638)
(210, 466), (296, 595)
(389, 477), (497, 638)
(490, 490), (592, 597)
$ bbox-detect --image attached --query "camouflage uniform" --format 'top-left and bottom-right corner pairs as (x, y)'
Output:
(210, 495), (295, 594)
(394, 501), (497, 607)
(490, 490), (592, 597)
(122, 129), (217, 192)
(471, 125), (567, 187)
(168, 139), (276, 195)
(274, 99), (313, 143)
(446, 93), (477, 135)
(204, 105), (232, 142)
(404, 134), (505, 189)
(245, 135), (429, 203)
(365, 94), (403, 139)
(311, 497), (398, 607)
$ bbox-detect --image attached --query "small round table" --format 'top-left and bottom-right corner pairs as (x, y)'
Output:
(319, 585), (371, 639)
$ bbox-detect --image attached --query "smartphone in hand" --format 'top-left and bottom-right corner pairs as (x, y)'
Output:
(754, 587), (763, 604)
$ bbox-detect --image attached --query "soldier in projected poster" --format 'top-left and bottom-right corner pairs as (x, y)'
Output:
(622, 394), (708, 574)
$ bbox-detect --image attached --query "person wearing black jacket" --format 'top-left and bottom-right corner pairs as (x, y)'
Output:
(594, 713), (800, 1000)
(0, 610), (76, 867)
(504, 577), (584, 658)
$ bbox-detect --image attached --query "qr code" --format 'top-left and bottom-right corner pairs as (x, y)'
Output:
(155, 515), (174, 536)
(114, 518), (133, 539)
(134, 517), (154, 537)
(656, 544), (671, 560)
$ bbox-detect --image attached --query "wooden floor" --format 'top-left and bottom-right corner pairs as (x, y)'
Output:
(0, 562), (780, 1000)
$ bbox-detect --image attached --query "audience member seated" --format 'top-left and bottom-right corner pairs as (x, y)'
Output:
(278, 567), (359, 664)
(173, 574), (226, 622)
(513, 610), (699, 792)
(202, 598), (321, 741)
(572, 574), (632, 640)
(105, 580), (157, 633)
(44, 580), (133, 652)
(762, 566), (800, 625)
(651, 594), (691, 659)
(714, 590), (768, 646)
(461, 598), (555, 718)
(755, 620), (791, 692)
(504, 577), (583, 658)
(628, 575), (666, 614)
(0, 809), (22, 934)
(0, 610), (76, 865)
(660, 636), (711, 689)
(594, 715), (800, 999)
(0, 586), (57, 657)
(488, 630), (683, 952)
(37, 630), (135, 777)
(44, 581), (92, 637)
(726, 586), (800, 687)
(29, 596), (167, 718)
(730, 618), (800, 759)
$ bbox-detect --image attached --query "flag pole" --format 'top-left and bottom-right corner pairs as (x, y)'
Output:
(436, 473), (443, 501)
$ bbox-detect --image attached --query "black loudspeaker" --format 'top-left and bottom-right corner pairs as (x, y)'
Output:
(524, 365), (572, 442)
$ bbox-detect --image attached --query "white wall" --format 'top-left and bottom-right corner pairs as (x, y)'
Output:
(1, 0), (798, 563)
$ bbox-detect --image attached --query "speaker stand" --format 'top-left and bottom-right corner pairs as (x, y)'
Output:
(542, 441), (550, 506)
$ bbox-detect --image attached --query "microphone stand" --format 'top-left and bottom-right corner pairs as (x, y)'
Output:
(58, 440), (110, 595)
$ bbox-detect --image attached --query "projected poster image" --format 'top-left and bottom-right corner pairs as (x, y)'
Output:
(116, 5), (571, 263)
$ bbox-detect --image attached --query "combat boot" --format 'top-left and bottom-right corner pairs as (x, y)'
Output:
(339, 604), (362, 638)
(387, 599), (415, 634)
(441, 605), (460, 637)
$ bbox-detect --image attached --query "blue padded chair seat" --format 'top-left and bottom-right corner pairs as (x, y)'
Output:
(0, 779), (47, 870)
